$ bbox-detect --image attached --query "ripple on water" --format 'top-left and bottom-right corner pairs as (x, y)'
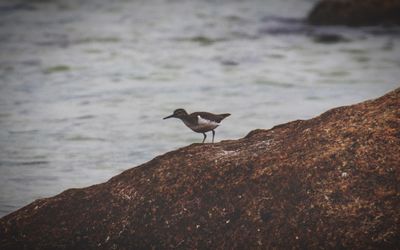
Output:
(354, 56), (370, 63)
(340, 48), (367, 54)
(43, 65), (71, 74)
(65, 135), (107, 142)
(75, 37), (120, 44)
(9, 175), (58, 184)
(253, 79), (295, 89)
(319, 70), (351, 77)
(8, 130), (40, 134)
(84, 49), (103, 54)
(0, 113), (12, 118)
(75, 115), (96, 120)
(0, 160), (49, 167)
(305, 95), (323, 100)
(176, 36), (227, 46)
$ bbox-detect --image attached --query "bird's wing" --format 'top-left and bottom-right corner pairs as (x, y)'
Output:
(195, 112), (231, 123)
(197, 115), (220, 126)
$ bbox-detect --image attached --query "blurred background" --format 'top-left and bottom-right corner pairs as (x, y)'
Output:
(0, 0), (399, 217)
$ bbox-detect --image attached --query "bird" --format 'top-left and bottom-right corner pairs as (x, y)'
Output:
(163, 108), (230, 143)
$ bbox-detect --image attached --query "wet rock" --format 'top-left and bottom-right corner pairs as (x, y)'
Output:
(1, 88), (400, 249)
(312, 33), (349, 44)
(308, 0), (400, 26)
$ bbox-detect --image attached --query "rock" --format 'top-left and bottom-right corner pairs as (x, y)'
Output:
(1, 88), (400, 249)
(312, 33), (349, 44)
(307, 0), (400, 26)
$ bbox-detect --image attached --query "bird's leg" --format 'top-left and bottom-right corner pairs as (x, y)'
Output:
(202, 133), (207, 143)
(212, 129), (215, 143)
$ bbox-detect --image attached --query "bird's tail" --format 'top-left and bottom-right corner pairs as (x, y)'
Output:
(219, 113), (231, 119)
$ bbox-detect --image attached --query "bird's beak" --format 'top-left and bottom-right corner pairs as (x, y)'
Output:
(163, 114), (174, 120)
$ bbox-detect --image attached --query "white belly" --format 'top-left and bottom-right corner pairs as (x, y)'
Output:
(183, 115), (219, 133)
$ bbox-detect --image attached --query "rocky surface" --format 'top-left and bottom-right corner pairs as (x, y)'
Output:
(1, 88), (400, 249)
(308, 0), (400, 26)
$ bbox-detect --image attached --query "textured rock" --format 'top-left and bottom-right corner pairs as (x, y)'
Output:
(1, 88), (400, 249)
(308, 0), (400, 26)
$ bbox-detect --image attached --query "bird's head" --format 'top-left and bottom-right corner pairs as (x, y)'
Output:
(163, 108), (188, 119)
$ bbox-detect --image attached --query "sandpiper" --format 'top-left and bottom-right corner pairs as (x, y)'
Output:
(163, 109), (230, 143)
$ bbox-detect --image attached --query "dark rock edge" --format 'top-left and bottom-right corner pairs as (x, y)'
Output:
(307, 0), (400, 26)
